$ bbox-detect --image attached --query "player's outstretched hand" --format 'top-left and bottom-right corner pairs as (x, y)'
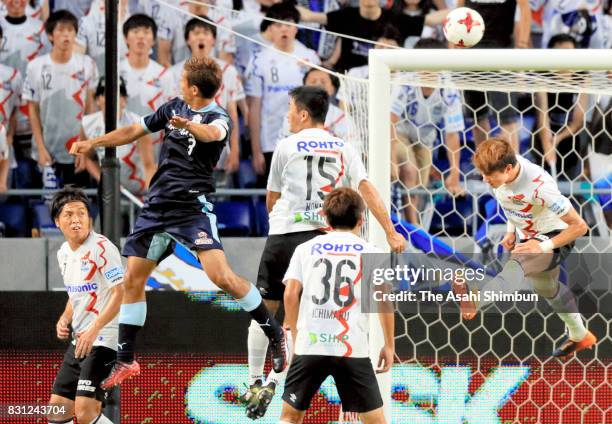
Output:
(56, 316), (71, 340)
(170, 115), (190, 130)
(500, 232), (516, 251)
(69, 140), (94, 156)
(386, 231), (406, 253)
(75, 322), (99, 358)
(376, 345), (394, 373)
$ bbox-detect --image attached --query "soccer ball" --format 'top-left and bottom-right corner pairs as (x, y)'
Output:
(443, 7), (485, 48)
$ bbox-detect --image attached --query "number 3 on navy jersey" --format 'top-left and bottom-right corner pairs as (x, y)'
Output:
(187, 135), (196, 155)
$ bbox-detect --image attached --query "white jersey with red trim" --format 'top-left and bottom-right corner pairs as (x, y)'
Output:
(82, 109), (147, 196)
(278, 103), (350, 141)
(119, 59), (174, 153)
(0, 3), (44, 20)
(169, 57), (245, 108)
(492, 155), (571, 239)
(23, 53), (97, 164)
(57, 231), (124, 351)
(0, 63), (22, 130)
(267, 128), (368, 235)
(76, 2), (129, 75)
(0, 15), (48, 135)
(284, 231), (379, 358)
(0, 123), (7, 160)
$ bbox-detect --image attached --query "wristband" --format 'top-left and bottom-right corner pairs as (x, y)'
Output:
(506, 221), (516, 233)
(539, 239), (554, 253)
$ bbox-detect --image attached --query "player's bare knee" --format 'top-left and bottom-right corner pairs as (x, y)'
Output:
(74, 407), (99, 424)
(122, 269), (147, 292)
(530, 272), (559, 299)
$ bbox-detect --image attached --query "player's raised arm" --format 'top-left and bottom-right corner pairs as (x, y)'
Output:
(69, 123), (148, 156)
(169, 115), (229, 143)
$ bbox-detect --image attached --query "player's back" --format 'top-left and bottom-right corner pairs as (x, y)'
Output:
(288, 231), (379, 358)
(268, 128), (367, 235)
(493, 155), (571, 238)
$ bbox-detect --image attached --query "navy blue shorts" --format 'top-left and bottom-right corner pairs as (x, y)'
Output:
(123, 201), (223, 263)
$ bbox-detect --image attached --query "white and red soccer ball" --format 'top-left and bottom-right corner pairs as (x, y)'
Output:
(443, 7), (485, 48)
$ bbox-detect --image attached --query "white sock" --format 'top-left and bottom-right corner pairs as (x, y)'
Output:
(248, 319), (269, 385)
(558, 313), (588, 341)
(545, 282), (588, 341)
(90, 413), (114, 424)
(265, 330), (293, 387)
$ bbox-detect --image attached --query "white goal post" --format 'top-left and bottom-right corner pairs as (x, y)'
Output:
(366, 49), (612, 422)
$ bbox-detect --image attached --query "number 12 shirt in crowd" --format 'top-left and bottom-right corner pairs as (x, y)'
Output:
(139, 97), (231, 213)
(267, 128), (368, 235)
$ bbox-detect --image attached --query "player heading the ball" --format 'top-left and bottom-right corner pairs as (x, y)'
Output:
(453, 138), (596, 359)
(70, 57), (289, 389)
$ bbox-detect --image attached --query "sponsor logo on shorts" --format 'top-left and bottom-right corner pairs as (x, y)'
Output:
(77, 380), (96, 392)
(104, 267), (123, 282)
(289, 393), (297, 402)
(194, 231), (213, 246)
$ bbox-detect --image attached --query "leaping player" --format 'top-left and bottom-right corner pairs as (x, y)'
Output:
(244, 86), (404, 419)
(70, 57), (288, 389)
(454, 138), (596, 359)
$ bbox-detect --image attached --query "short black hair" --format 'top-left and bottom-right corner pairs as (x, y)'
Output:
(261, 3), (300, 32)
(548, 33), (577, 48)
(414, 37), (447, 49)
(374, 25), (403, 46)
(51, 186), (92, 221)
(123, 13), (157, 39)
(289, 85), (329, 124)
(184, 16), (217, 42)
(95, 76), (128, 98)
(45, 10), (78, 35)
(303, 67), (340, 93)
(323, 187), (365, 230)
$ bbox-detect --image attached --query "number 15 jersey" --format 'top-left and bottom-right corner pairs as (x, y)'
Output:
(267, 128), (368, 235)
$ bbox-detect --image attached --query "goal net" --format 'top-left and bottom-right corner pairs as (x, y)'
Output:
(338, 48), (612, 423)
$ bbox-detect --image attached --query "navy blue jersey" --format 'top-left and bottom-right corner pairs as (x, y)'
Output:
(140, 97), (231, 211)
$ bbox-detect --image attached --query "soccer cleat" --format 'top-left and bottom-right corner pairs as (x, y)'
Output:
(239, 380), (263, 405)
(246, 382), (276, 420)
(451, 276), (478, 320)
(552, 331), (597, 360)
(100, 360), (140, 389)
(269, 328), (289, 373)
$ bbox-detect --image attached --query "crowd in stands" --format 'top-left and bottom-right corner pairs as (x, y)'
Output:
(0, 0), (609, 237)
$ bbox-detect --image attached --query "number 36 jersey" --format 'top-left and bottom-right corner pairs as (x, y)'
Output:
(267, 128), (368, 235)
(284, 231), (380, 358)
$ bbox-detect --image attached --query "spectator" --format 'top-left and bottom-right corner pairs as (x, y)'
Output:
(155, 0), (236, 67)
(23, 10), (97, 187)
(80, 77), (156, 196)
(277, 67), (349, 140)
(539, 0), (605, 48)
(0, 24), (23, 183)
(297, 0), (447, 72)
(119, 14), (174, 156)
(51, 0), (93, 20)
(535, 34), (588, 181)
(459, 0), (531, 150)
(295, 0), (340, 61)
(0, 0), (49, 169)
(399, 0), (443, 48)
(170, 17), (243, 175)
(0, 124), (8, 192)
(74, 0), (131, 75)
(0, 0), (48, 20)
(390, 38), (464, 224)
(245, 3), (320, 185)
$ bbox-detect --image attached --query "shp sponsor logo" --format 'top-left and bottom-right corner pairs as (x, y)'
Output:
(308, 332), (349, 346)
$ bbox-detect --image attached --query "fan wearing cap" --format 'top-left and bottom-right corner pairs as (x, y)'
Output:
(78, 76), (156, 197)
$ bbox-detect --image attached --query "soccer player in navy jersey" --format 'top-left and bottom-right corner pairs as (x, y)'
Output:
(70, 57), (289, 389)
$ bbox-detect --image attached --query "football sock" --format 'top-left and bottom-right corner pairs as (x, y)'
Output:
(265, 330), (293, 387)
(237, 284), (283, 341)
(546, 283), (587, 341)
(248, 319), (269, 385)
(117, 302), (147, 363)
(90, 413), (114, 423)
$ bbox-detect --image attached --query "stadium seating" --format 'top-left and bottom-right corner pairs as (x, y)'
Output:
(31, 202), (61, 237)
(0, 202), (28, 237)
(214, 201), (252, 236)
